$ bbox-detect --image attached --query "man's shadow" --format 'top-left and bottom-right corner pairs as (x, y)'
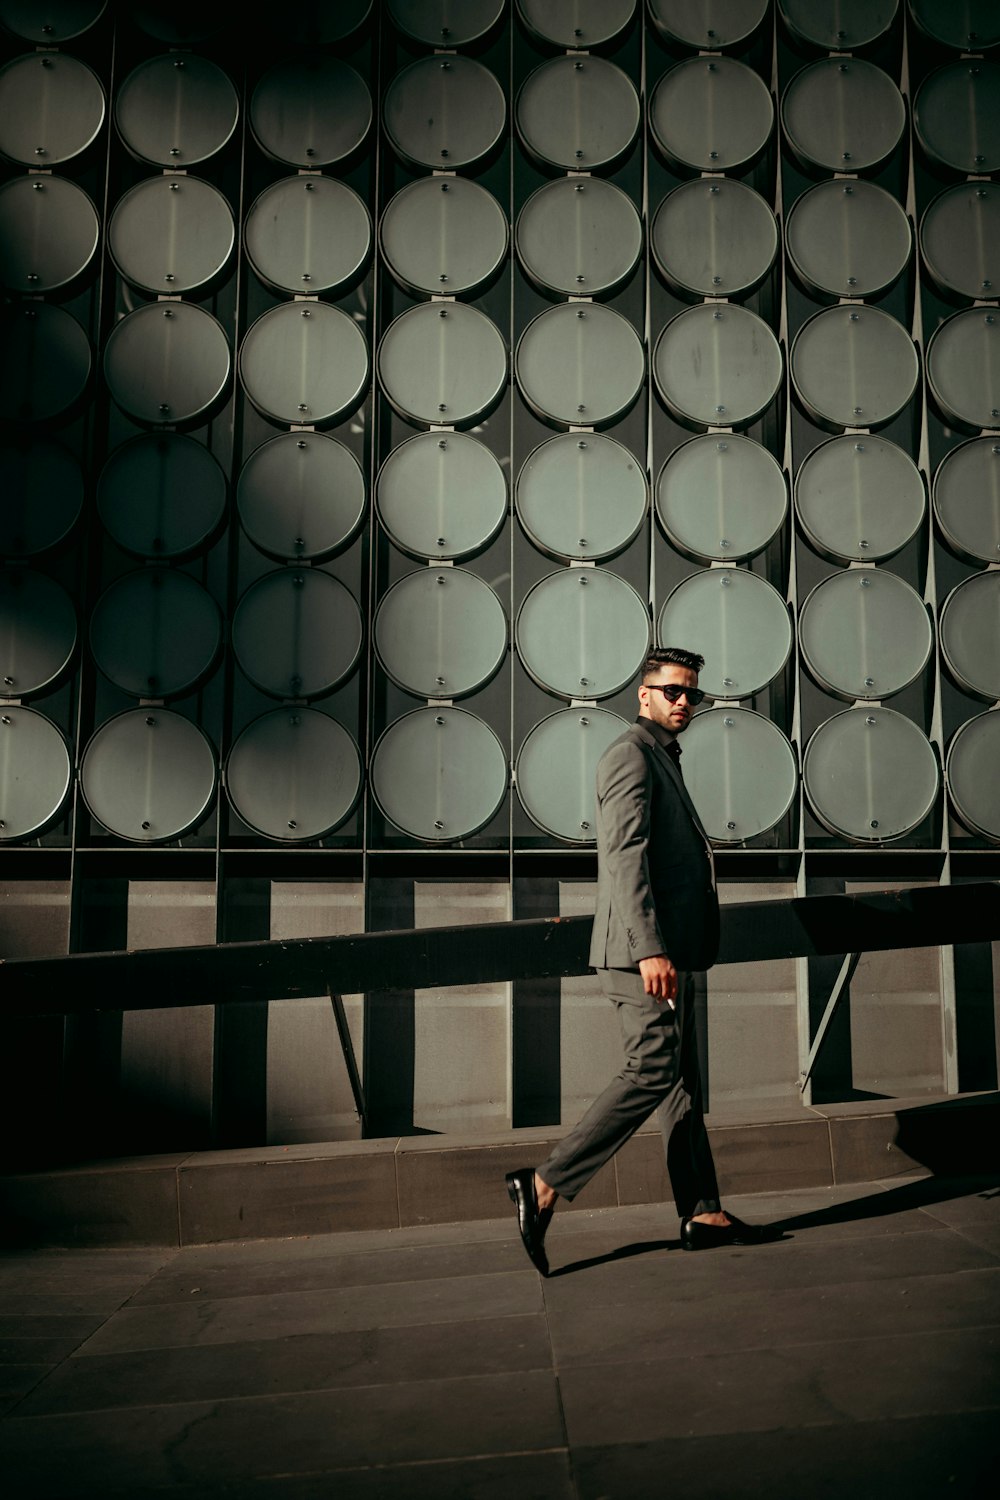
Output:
(547, 1096), (1000, 1277)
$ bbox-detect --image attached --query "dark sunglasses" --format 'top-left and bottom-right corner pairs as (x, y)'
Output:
(647, 683), (706, 707)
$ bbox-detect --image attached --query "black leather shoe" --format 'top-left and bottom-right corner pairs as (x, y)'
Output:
(681, 1213), (776, 1251)
(506, 1168), (552, 1276)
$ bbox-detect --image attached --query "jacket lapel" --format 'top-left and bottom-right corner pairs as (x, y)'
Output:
(631, 721), (713, 847)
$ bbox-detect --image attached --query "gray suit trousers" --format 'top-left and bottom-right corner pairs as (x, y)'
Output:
(537, 968), (721, 1220)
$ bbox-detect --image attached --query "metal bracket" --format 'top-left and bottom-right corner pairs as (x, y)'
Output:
(328, 986), (367, 1132)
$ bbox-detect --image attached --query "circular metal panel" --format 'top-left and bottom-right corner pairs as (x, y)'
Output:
(388, 0), (504, 46)
(799, 570), (932, 703)
(920, 183), (1000, 304)
(778, 0), (898, 51)
(104, 302), (230, 429)
(516, 55), (640, 173)
(0, 2), (106, 42)
(790, 305), (919, 433)
(108, 175), (234, 296)
(516, 432), (647, 562)
(250, 58), (371, 169)
(909, 0), (1000, 53)
(0, 51), (104, 166)
(240, 302), (369, 429)
(803, 707), (939, 843)
(232, 569), (363, 701)
(80, 708), (216, 843)
(90, 569), (221, 700)
(370, 706), (507, 842)
(652, 178), (777, 301)
(933, 439), (1000, 566)
(377, 303), (507, 430)
(794, 435), (925, 564)
(516, 178), (642, 300)
(238, 433), (365, 563)
(785, 180), (911, 302)
(262, 0), (372, 44)
(0, 567), (76, 697)
(516, 568), (650, 701)
(913, 61), (1000, 175)
(115, 54), (238, 168)
(939, 572), (1000, 702)
(782, 59), (905, 175)
(130, 6), (223, 44)
(655, 434), (786, 564)
(380, 177), (507, 299)
(946, 711), (1000, 842)
(0, 175), (99, 294)
(0, 441), (83, 558)
(515, 707), (629, 843)
(657, 569), (791, 701)
(0, 303), (91, 425)
(682, 707), (798, 842)
(384, 55), (506, 171)
(245, 175), (371, 298)
(97, 433), (226, 561)
(649, 0), (768, 49)
(516, 303), (644, 430)
(374, 567), (507, 699)
(375, 431), (507, 562)
(649, 56), (773, 174)
(0, 706), (71, 841)
(653, 303), (782, 432)
(517, 0), (636, 49)
(226, 708), (362, 843)
(926, 309), (1000, 433)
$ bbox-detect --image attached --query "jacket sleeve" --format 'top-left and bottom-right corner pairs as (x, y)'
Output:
(596, 738), (667, 963)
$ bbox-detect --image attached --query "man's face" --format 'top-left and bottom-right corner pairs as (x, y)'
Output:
(638, 664), (700, 735)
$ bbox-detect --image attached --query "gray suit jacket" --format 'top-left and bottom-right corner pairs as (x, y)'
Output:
(588, 720), (719, 974)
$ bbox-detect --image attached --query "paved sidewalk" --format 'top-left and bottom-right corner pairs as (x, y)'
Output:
(1, 1173), (997, 1498)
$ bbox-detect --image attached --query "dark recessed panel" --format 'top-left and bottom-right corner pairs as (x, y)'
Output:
(652, 177), (777, 301)
(794, 434), (925, 564)
(779, 0), (898, 51)
(656, 434), (786, 564)
(804, 707), (939, 843)
(516, 55), (640, 173)
(0, 706), (72, 841)
(374, 567), (508, 700)
(920, 183), (1000, 303)
(232, 569), (364, 701)
(516, 568), (650, 701)
(238, 433), (366, 563)
(799, 570), (933, 703)
(375, 431), (507, 561)
(782, 58), (905, 174)
(0, 441), (84, 558)
(251, 59), (371, 169)
(657, 568), (791, 701)
(380, 177), (507, 298)
(0, 51), (104, 165)
(104, 303), (230, 429)
(649, 0), (769, 50)
(516, 432), (647, 562)
(683, 707), (798, 842)
(0, 175), (100, 294)
(240, 302), (369, 429)
(226, 709), (363, 843)
(0, 303), (91, 425)
(790, 305), (918, 432)
(784, 179), (911, 301)
(108, 175), (234, 296)
(946, 711), (1000, 842)
(913, 61), (1000, 176)
(80, 708), (217, 843)
(384, 55), (505, 170)
(377, 303), (507, 429)
(926, 308), (1000, 433)
(516, 304), (644, 430)
(517, 0), (636, 49)
(932, 438), (1000, 566)
(650, 56), (773, 174)
(90, 569), (222, 700)
(98, 433), (226, 561)
(388, 0), (504, 47)
(116, 54), (238, 168)
(939, 572), (1000, 702)
(0, 2), (106, 42)
(653, 303), (782, 431)
(515, 707), (629, 843)
(0, 567), (77, 697)
(371, 706), (508, 842)
(516, 177), (642, 299)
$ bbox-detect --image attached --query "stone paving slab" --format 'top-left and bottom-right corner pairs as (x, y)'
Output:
(0, 1174), (997, 1499)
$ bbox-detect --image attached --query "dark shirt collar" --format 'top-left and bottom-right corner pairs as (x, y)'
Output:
(636, 714), (681, 759)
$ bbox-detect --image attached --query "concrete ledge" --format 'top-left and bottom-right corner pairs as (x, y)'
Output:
(2, 1093), (997, 1248)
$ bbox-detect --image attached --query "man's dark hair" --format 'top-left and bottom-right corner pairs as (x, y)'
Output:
(642, 646), (704, 680)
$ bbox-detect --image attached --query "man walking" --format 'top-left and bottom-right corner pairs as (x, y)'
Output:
(506, 647), (771, 1274)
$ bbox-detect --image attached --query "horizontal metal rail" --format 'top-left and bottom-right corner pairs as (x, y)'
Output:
(1, 882), (997, 1020)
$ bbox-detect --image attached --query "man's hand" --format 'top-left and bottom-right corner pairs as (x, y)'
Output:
(638, 954), (678, 1007)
